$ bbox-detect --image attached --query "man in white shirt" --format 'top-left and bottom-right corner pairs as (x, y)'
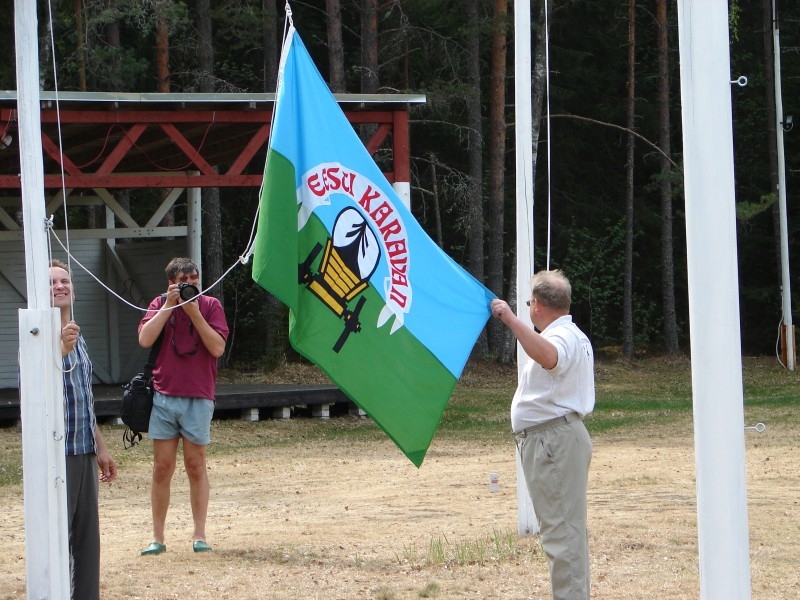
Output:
(491, 269), (594, 600)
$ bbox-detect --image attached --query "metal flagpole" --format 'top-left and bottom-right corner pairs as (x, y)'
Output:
(14, 0), (71, 596)
(513, 0), (537, 535)
(772, 0), (795, 371)
(675, 1), (752, 597)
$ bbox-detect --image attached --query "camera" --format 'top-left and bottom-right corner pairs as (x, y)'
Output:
(178, 282), (200, 301)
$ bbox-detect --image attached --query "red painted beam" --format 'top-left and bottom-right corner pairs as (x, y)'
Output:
(0, 106), (409, 189)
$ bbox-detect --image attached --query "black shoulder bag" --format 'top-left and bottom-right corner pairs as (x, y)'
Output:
(121, 330), (164, 448)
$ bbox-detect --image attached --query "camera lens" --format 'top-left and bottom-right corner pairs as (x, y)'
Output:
(178, 283), (199, 301)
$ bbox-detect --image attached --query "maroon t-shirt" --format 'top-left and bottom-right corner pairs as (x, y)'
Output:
(138, 294), (229, 401)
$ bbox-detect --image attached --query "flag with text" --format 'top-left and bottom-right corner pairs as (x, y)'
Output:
(252, 27), (493, 467)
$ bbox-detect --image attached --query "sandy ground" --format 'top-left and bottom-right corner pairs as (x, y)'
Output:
(0, 416), (798, 599)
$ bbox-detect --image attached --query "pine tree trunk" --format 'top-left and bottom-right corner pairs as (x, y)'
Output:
(466, 0), (487, 357)
(429, 154), (443, 247)
(622, 0), (636, 359)
(105, 1), (123, 90)
(74, 0), (86, 91)
(155, 0), (174, 231)
(195, 0), (224, 311)
(106, 1), (128, 240)
(360, 0), (378, 94)
(359, 0), (379, 143)
(263, 0), (278, 92)
(657, 0), (680, 355)
(487, 0), (508, 357)
(498, 275), (517, 364)
(155, 1), (170, 93)
(326, 0), (345, 92)
(465, 0), (484, 282)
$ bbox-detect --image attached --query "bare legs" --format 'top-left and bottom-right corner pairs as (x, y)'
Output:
(150, 437), (209, 544)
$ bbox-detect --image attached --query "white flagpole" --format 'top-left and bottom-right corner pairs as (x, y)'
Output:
(513, 0), (537, 535)
(14, 0), (71, 596)
(772, 1), (794, 370)
(676, 1), (752, 597)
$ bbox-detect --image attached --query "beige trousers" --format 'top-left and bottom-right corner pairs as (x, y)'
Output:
(517, 416), (592, 600)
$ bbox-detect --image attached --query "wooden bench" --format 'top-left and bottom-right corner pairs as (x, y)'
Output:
(0, 383), (355, 422)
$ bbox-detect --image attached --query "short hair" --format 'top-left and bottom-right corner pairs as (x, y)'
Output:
(50, 259), (70, 273)
(165, 257), (198, 280)
(531, 269), (571, 311)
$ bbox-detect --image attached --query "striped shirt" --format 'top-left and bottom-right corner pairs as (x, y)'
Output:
(62, 335), (97, 456)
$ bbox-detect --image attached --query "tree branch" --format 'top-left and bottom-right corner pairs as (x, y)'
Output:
(546, 113), (678, 168)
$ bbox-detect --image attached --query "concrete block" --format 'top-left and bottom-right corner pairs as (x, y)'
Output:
(312, 404), (330, 419)
(272, 406), (292, 419)
(240, 407), (260, 422)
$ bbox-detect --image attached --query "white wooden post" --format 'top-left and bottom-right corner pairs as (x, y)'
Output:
(676, 1), (752, 597)
(19, 311), (70, 599)
(14, 0), (71, 596)
(106, 204), (121, 380)
(513, 0), (538, 536)
(772, 3), (794, 370)
(187, 180), (202, 281)
(392, 181), (411, 211)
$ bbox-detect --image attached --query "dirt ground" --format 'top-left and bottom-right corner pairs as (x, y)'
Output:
(0, 409), (798, 600)
(0, 356), (800, 600)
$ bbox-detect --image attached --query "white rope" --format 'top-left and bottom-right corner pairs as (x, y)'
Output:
(44, 0), (79, 373)
(285, 1), (294, 28)
(47, 224), (248, 317)
(775, 318), (787, 369)
(544, 0), (553, 271)
(45, 0), (75, 320)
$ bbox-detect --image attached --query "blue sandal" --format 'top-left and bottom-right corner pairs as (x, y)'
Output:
(193, 540), (212, 553)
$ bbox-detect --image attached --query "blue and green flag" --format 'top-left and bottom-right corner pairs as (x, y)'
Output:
(252, 27), (493, 467)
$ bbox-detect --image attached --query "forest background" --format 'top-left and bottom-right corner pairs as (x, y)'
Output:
(1, 0), (799, 367)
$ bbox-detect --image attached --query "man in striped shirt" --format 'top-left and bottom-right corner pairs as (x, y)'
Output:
(51, 260), (117, 600)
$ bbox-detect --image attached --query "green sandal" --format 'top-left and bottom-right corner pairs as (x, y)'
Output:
(193, 540), (212, 553)
(140, 541), (166, 556)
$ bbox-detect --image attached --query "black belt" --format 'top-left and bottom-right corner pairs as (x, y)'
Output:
(512, 412), (582, 440)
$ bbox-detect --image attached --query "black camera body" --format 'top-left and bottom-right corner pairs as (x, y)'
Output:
(178, 282), (200, 301)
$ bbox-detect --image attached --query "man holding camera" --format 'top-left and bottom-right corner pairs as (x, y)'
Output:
(138, 257), (229, 556)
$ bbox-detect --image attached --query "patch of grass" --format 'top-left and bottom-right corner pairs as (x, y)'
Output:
(397, 542), (420, 566)
(2, 356), (797, 487)
(147, 356), (800, 455)
(375, 587), (397, 600)
(490, 525), (518, 556)
(427, 535), (446, 564)
(0, 429), (22, 486)
(418, 581), (441, 598)
(399, 527), (539, 569)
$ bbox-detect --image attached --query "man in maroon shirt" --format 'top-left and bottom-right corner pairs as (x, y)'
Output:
(138, 257), (229, 556)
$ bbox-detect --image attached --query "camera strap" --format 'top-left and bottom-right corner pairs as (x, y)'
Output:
(144, 294), (167, 380)
(144, 331), (164, 380)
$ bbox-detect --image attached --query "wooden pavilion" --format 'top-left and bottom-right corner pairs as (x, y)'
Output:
(0, 91), (425, 389)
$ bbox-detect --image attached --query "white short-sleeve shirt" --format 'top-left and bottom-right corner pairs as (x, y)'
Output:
(510, 315), (595, 432)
